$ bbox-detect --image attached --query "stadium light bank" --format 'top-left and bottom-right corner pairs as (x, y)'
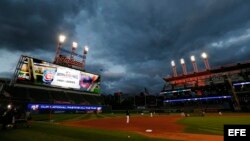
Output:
(54, 34), (89, 71)
(170, 52), (211, 76)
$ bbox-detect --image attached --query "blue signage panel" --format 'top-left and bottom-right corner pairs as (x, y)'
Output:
(28, 103), (102, 111)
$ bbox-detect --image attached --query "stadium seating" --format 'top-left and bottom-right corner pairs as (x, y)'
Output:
(4, 87), (30, 102)
(29, 89), (51, 103)
(50, 91), (71, 104)
(1, 84), (104, 106)
(83, 95), (102, 105)
(66, 92), (90, 105)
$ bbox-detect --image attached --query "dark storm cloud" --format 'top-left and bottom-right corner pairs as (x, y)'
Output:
(97, 1), (250, 64)
(80, 0), (250, 93)
(1, 0), (250, 94)
(0, 0), (95, 52)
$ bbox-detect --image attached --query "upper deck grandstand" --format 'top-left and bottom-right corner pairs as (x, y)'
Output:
(161, 59), (250, 112)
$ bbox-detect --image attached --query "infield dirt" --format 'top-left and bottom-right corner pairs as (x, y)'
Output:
(62, 115), (223, 141)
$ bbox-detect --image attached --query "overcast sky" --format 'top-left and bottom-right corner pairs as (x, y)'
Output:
(1, 0), (250, 94)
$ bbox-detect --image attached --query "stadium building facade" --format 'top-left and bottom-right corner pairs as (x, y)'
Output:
(161, 61), (250, 112)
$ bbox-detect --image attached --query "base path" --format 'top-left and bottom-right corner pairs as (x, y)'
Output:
(62, 115), (223, 141)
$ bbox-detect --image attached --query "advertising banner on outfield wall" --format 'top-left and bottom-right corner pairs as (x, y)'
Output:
(15, 56), (101, 94)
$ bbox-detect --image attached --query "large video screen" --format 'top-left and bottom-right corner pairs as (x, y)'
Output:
(15, 56), (101, 94)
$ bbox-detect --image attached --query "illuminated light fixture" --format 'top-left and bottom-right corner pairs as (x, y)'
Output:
(180, 58), (187, 75)
(171, 60), (175, 67)
(164, 95), (231, 103)
(84, 46), (89, 54)
(180, 58), (185, 64)
(201, 52), (207, 59)
(72, 42), (78, 48)
(82, 45), (89, 71)
(233, 82), (250, 86)
(190, 55), (198, 73)
(191, 55), (195, 62)
(201, 52), (210, 70)
(54, 34), (66, 63)
(7, 104), (12, 109)
(160, 89), (191, 94)
(71, 42), (78, 60)
(171, 60), (177, 77)
(59, 35), (66, 43)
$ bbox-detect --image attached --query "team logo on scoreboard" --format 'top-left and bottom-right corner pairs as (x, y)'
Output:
(43, 69), (56, 84)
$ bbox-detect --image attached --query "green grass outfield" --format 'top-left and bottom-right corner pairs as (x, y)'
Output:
(177, 114), (250, 135)
(1, 113), (250, 141)
(0, 114), (171, 141)
(0, 122), (170, 141)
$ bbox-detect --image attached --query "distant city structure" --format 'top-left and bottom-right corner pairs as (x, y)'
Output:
(102, 89), (159, 110)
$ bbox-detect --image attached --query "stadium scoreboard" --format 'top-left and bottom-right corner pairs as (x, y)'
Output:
(13, 55), (101, 94)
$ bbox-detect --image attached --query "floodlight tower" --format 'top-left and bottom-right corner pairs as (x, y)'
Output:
(201, 52), (210, 70)
(190, 55), (198, 73)
(82, 45), (89, 70)
(54, 35), (66, 63)
(180, 58), (187, 75)
(171, 60), (178, 77)
(71, 42), (78, 60)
